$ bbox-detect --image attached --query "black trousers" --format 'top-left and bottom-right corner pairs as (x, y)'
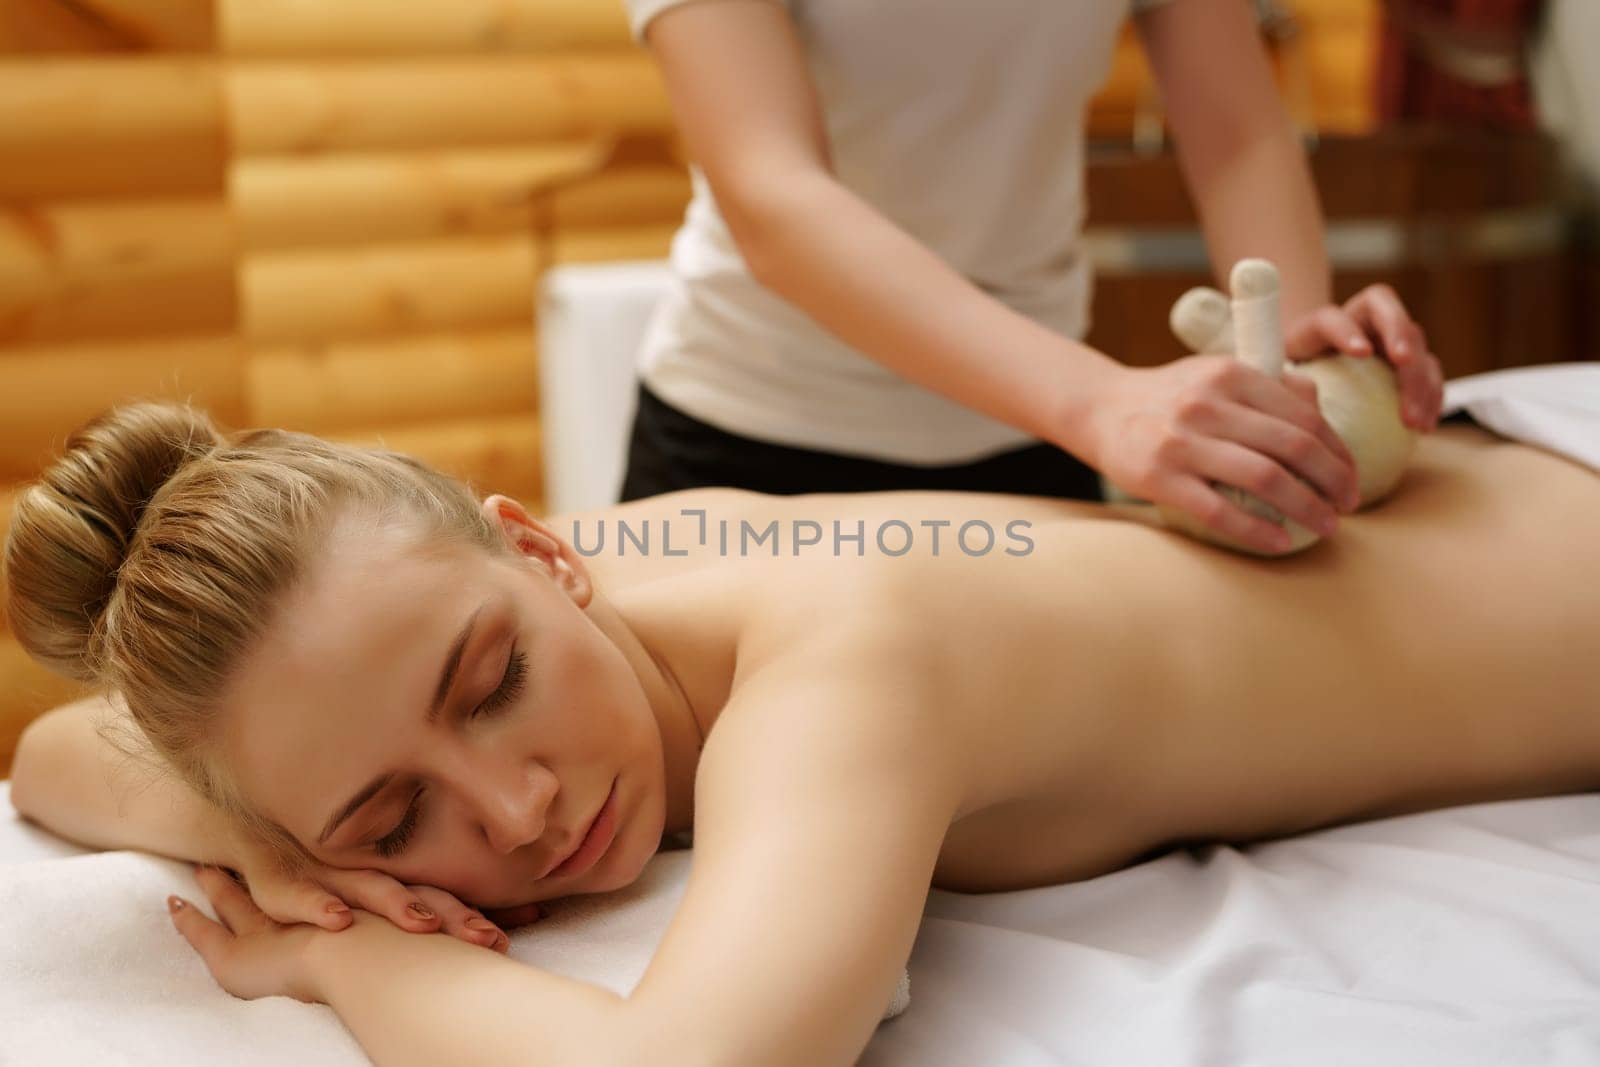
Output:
(618, 381), (1104, 502)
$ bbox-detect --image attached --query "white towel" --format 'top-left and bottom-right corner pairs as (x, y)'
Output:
(1442, 361), (1600, 472)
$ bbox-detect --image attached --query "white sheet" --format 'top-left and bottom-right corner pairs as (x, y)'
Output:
(5, 780), (1600, 1066)
(1442, 362), (1600, 474)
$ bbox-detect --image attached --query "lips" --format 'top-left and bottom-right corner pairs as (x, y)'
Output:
(539, 779), (619, 880)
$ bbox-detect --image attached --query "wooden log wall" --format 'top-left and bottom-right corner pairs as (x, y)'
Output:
(0, 0), (689, 774)
(0, 0), (1378, 774)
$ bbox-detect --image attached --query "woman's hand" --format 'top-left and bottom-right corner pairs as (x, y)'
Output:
(227, 829), (528, 951)
(168, 865), (519, 1002)
(167, 865), (329, 1002)
(1084, 354), (1360, 554)
(1286, 283), (1444, 431)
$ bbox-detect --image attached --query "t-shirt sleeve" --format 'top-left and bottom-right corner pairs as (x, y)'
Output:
(624, 0), (787, 43)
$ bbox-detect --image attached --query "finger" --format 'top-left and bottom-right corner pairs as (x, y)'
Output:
(1221, 372), (1360, 510)
(167, 893), (236, 968)
(1348, 289), (1436, 428)
(317, 867), (442, 934)
(1197, 404), (1348, 528)
(1399, 351), (1438, 430)
(1286, 306), (1372, 362)
(1348, 284), (1415, 364)
(1188, 436), (1341, 539)
(246, 870), (354, 932)
(1385, 330), (1436, 429)
(412, 885), (509, 953)
(483, 901), (546, 930)
(195, 865), (274, 936)
(1425, 353), (1445, 430)
(1282, 370), (1319, 409)
(1160, 474), (1297, 556)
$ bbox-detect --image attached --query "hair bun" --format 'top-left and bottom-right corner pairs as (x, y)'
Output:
(4, 402), (224, 681)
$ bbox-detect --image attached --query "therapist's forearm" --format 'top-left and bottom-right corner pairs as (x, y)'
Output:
(734, 172), (1124, 461)
(305, 912), (631, 1067)
(1177, 118), (1333, 324)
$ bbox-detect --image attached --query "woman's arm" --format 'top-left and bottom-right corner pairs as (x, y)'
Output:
(643, 0), (1361, 555)
(13, 694), (505, 942)
(10, 693), (238, 863)
(175, 636), (958, 1067)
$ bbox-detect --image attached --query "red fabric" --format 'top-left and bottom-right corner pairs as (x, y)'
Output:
(1376, 0), (1544, 129)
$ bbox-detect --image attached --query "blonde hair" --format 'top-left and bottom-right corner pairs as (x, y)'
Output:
(3, 402), (507, 871)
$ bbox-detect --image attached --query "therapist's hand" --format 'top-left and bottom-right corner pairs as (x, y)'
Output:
(226, 829), (525, 951)
(1083, 354), (1360, 555)
(1285, 283), (1444, 431)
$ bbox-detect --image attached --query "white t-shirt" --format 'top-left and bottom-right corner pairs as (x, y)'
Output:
(627, 0), (1174, 465)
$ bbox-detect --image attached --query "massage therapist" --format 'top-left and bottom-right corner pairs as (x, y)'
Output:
(617, 0), (1444, 555)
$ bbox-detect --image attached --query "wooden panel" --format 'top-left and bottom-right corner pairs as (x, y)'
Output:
(241, 236), (536, 344)
(221, 0), (629, 56)
(233, 142), (653, 250)
(0, 0), (131, 53)
(0, 58), (225, 199)
(545, 222), (678, 264)
(65, 0), (215, 50)
(0, 0), (213, 52)
(228, 55), (672, 157)
(334, 414), (543, 505)
(0, 485), (17, 588)
(240, 224), (677, 344)
(547, 166), (690, 230)
(0, 197), (234, 306)
(248, 328), (538, 433)
(0, 335), (245, 480)
(0, 635), (91, 779)
(0, 266), (236, 344)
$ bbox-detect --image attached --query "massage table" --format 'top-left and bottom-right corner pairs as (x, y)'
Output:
(6, 778), (1600, 1065)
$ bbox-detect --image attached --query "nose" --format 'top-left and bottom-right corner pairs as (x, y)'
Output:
(471, 762), (557, 855)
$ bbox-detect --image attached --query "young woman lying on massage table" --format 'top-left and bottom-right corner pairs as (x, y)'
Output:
(6, 401), (1597, 1067)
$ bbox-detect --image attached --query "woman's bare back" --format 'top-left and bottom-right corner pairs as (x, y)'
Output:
(556, 423), (1600, 893)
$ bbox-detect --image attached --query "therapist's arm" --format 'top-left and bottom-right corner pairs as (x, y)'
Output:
(642, 0), (1361, 553)
(641, 0), (1121, 461)
(1135, 0), (1329, 322)
(1136, 0), (1445, 427)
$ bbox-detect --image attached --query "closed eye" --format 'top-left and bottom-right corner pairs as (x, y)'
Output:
(372, 645), (529, 858)
(474, 644), (528, 719)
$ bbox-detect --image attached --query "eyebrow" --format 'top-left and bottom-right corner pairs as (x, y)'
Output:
(316, 601), (487, 846)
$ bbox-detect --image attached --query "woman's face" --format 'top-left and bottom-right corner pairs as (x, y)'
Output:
(216, 498), (667, 909)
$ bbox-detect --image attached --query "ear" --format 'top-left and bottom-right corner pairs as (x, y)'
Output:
(479, 494), (593, 609)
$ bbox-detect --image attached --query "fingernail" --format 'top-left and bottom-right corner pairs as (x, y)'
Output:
(1319, 515), (1339, 537)
(407, 902), (435, 920)
(325, 901), (350, 915)
(167, 895), (186, 913)
(465, 916), (498, 933)
(1350, 335), (1368, 349)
